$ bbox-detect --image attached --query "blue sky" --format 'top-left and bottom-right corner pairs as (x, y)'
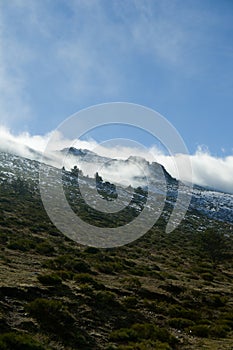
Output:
(0, 0), (233, 156)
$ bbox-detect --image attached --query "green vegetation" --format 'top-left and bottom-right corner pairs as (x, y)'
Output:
(37, 273), (62, 286)
(110, 323), (177, 348)
(0, 176), (232, 349)
(0, 332), (46, 350)
(198, 228), (231, 263)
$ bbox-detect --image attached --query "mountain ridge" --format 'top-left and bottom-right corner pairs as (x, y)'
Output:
(1, 150), (233, 225)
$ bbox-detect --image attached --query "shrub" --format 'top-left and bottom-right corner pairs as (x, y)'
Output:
(56, 270), (73, 280)
(0, 233), (8, 245)
(97, 261), (123, 274)
(202, 294), (227, 308)
(143, 300), (169, 315)
(210, 324), (231, 338)
(116, 341), (171, 350)
(198, 229), (231, 263)
(26, 298), (89, 347)
(122, 296), (138, 308)
(190, 325), (210, 338)
(220, 312), (233, 329)
(168, 318), (195, 329)
(0, 332), (45, 350)
(37, 273), (62, 286)
(74, 273), (104, 290)
(123, 277), (141, 290)
(110, 328), (136, 343)
(168, 306), (199, 321)
(110, 323), (177, 347)
(201, 273), (214, 281)
(7, 239), (34, 252)
(84, 247), (100, 254)
(79, 283), (94, 296)
(44, 255), (91, 273)
(35, 241), (55, 255)
(95, 291), (117, 307)
(26, 298), (74, 333)
(73, 260), (91, 273)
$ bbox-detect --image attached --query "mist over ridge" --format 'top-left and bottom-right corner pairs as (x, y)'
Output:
(0, 125), (233, 194)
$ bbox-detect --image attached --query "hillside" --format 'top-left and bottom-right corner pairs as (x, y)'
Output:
(0, 152), (232, 349)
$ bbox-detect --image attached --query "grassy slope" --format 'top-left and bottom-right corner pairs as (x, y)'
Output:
(0, 181), (232, 349)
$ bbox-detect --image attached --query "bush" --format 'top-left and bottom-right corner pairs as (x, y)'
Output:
(110, 323), (177, 347)
(95, 291), (117, 307)
(143, 300), (168, 315)
(0, 332), (45, 350)
(7, 239), (34, 252)
(220, 312), (233, 329)
(73, 260), (91, 273)
(0, 233), (8, 245)
(79, 283), (94, 296)
(116, 341), (171, 350)
(56, 270), (73, 280)
(168, 318), (194, 329)
(97, 261), (123, 274)
(26, 298), (88, 347)
(37, 273), (62, 286)
(35, 241), (55, 255)
(84, 247), (100, 254)
(122, 296), (138, 308)
(123, 277), (141, 290)
(74, 273), (104, 290)
(198, 229), (231, 263)
(190, 325), (210, 338)
(210, 324), (231, 338)
(201, 273), (214, 281)
(44, 255), (91, 273)
(168, 306), (199, 321)
(26, 298), (74, 333)
(202, 294), (227, 308)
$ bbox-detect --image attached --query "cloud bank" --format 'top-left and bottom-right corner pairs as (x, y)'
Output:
(0, 126), (232, 194)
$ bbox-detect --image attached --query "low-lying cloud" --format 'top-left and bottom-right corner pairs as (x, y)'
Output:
(0, 126), (232, 194)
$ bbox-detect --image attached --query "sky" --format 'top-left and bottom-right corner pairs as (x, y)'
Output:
(0, 0), (233, 193)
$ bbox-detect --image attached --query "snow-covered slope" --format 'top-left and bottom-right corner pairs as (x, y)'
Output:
(1, 150), (233, 225)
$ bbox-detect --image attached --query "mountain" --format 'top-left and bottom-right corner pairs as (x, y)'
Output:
(61, 146), (110, 163)
(0, 149), (232, 349)
(62, 147), (233, 224)
(62, 147), (97, 158)
(1, 149), (233, 225)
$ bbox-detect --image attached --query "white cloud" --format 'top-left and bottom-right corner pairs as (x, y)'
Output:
(0, 126), (233, 194)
